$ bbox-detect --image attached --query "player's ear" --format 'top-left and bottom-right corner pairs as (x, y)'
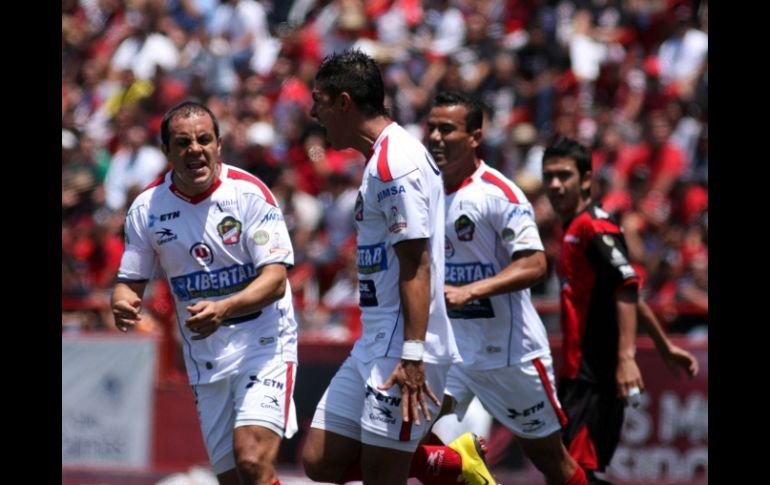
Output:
(338, 92), (352, 111)
(580, 170), (593, 192)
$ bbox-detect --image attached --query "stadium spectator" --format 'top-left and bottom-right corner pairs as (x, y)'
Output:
(111, 101), (299, 485)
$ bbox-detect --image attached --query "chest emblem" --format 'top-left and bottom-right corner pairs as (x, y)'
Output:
(217, 216), (242, 245)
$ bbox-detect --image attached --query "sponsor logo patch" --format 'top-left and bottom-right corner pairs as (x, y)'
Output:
(253, 229), (269, 245)
(502, 227), (515, 242)
(190, 242), (214, 266)
(388, 206), (407, 233)
(357, 243), (388, 274)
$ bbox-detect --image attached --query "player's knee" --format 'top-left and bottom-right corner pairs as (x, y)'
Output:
(234, 443), (275, 481)
(302, 446), (335, 482)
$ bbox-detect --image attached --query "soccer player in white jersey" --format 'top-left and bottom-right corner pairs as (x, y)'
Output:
(426, 91), (588, 485)
(302, 50), (496, 485)
(111, 101), (298, 485)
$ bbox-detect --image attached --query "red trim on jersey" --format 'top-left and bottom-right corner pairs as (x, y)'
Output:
(376, 136), (393, 181)
(284, 361), (294, 430)
(568, 424), (599, 471)
(481, 171), (519, 203)
(533, 358), (569, 426)
(445, 175), (474, 194)
(399, 421), (412, 441)
(227, 168), (277, 206)
(170, 164), (223, 204)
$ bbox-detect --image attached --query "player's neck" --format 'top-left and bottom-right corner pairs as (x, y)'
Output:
(356, 115), (392, 157)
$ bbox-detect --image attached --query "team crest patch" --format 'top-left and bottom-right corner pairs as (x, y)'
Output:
(445, 236), (455, 259)
(454, 215), (475, 241)
(355, 192), (364, 221)
(217, 216), (242, 245)
(502, 227), (515, 242)
(253, 229), (269, 245)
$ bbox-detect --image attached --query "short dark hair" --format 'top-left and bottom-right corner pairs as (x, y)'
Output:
(314, 49), (388, 117)
(160, 100), (220, 149)
(432, 91), (485, 132)
(543, 136), (592, 176)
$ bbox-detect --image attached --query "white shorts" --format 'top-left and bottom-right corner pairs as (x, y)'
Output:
(311, 356), (451, 452)
(445, 355), (567, 439)
(193, 357), (298, 474)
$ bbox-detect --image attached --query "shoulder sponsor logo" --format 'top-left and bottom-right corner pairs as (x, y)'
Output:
(170, 262), (257, 300)
(486, 345), (502, 353)
(217, 216), (242, 245)
(253, 229), (269, 245)
(355, 192), (364, 221)
(161, 211), (180, 221)
(357, 243), (388, 274)
(502, 227), (515, 242)
(148, 214), (158, 228)
(506, 205), (533, 219)
(268, 231), (291, 255)
(445, 236), (455, 259)
(259, 336), (275, 345)
(454, 215), (475, 241)
(155, 227), (178, 245)
(190, 242), (214, 266)
(388, 206), (407, 233)
(377, 184), (406, 202)
(260, 211), (284, 224)
(602, 234), (615, 246)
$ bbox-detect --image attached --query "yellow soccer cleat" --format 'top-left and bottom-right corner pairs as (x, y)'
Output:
(448, 432), (499, 485)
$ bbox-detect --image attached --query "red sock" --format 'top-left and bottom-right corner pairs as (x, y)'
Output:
(410, 444), (463, 485)
(564, 466), (587, 485)
(338, 443), (464, 485)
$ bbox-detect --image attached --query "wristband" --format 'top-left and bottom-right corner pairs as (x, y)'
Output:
(401, 340), (425, 361)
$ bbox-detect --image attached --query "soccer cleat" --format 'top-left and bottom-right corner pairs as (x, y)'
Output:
(448, 432), (499, 485)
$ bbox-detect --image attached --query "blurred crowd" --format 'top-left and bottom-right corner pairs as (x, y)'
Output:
(62, 0), (708, 345)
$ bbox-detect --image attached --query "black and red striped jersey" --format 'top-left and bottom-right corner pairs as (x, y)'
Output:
(557, 202), (639, 387)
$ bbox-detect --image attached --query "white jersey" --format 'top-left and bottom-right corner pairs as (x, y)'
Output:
(352, 122), (460, 365)
(444, 161), (549, 369)
(117, 163), (298, 384)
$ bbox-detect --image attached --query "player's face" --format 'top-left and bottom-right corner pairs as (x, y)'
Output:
(310, 86), (346, 150)
(542, 156), (589, 220)
(164, 113), (221, 196)
(426, 104), (480, 185)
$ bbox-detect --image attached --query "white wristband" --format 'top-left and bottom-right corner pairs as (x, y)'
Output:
(401, 340), (425, 361)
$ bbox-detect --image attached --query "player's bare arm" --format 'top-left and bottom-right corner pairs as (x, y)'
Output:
(379, 238), (440, 425)
(444, 250), (546, 309)
(185, 263), (288, 340)
(616, 286), (644, 405)
(637, 299), (700, 378)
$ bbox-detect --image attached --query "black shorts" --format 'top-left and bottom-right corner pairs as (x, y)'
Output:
(557, 378), (625, 472)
